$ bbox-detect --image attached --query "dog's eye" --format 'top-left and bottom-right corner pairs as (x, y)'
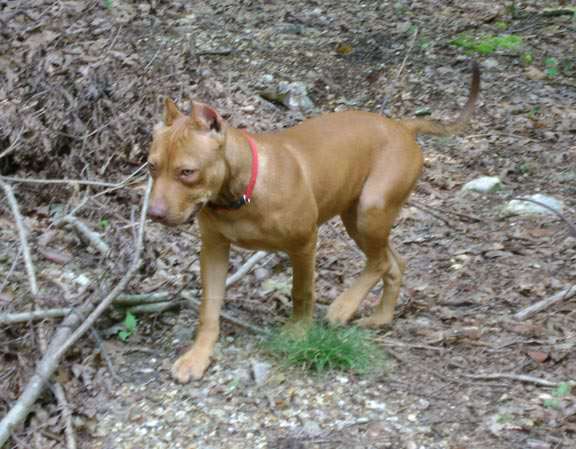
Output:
(180, 169), (197, 178)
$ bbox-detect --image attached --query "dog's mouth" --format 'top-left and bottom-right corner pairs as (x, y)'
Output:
(184, 201), (209, 224)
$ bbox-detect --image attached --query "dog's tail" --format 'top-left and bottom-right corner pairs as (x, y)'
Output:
(401, 61), (480, 137)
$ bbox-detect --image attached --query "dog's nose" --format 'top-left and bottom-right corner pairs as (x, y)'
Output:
(147, 200), (167, 221)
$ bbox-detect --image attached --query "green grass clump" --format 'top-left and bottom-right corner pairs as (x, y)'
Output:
(450, 34), (522, 55)
(264, 323), (385, 374)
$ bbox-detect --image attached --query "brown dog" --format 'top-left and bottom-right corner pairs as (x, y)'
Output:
(147, 63), (480, 382)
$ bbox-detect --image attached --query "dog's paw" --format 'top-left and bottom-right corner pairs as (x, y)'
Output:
(326, 301), (354, 325)
(281, 319), (311, 339)
(355, 315), (393, 329)
(171, 352), (211, 383)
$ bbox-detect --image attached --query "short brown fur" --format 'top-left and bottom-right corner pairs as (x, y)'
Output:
(147, 63), (480, 382)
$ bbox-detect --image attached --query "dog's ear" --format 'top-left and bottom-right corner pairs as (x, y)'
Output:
(163, 97), (181, 126)
(191, 102), (223, 133)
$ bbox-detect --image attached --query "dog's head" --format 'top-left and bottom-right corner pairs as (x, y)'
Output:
(147, 99), (227, 226)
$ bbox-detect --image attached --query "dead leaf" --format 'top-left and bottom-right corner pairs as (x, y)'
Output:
(526, 351), (549, 363)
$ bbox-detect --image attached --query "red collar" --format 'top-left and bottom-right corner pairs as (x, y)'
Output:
(209, 131), (259, 210)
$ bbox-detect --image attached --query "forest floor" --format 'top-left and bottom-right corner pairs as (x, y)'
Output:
(1, 1), (575, 448)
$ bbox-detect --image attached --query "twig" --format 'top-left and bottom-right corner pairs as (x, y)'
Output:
(380, 28), (419, 114)
(51, 383), (76, 449)
(0, 180), (38, 296)
(59, 216), (110, 255)
(409, 199), (485, 224)
(0, 177), (151, 447)
(36, 316), (77, 449)
(180, 290), (268, 335)
(376, 337), (446, 352)
(0, 163), (147, 190)
(0, 308), (74, 324)
(114, 292), (171, 305)
(0, 176), (118, 188)
(0, 129), (23, 160)
(0, 247), (22, 294)
(512, 197), (576, 238)
(196, 48), (234, 56)
(514, 285), (576, 321)
(226, 251), (268, 286)
(462, 372), (559, 387)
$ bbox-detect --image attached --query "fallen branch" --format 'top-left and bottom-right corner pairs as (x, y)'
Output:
(36, 319), (77, 449)
(463, 372), (559, 387)
(114, 292), (171, 305)
(0, 129), (23, 160)
(0, 250), (270, 325)
(0, 177), (151, 447)
(51, 383), (76, 449)
(59, 215), (110, 255)
(0, 176), (119, 188)
(380, 28), (419, 114)
(514, 285), (576, 321)
(0, 180), (38, 296)
(226, 251), (268, 286)
(181, 290), (268, 335)
(409, 199), (485, 224)
(0, 308), (74, 324)
(512, 197), (576, 238)
(0, 162), (147, 190)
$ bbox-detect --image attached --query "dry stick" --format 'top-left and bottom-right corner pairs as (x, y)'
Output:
(0, 294), (173, 324)
(0, 251), (271, 324)
(409, 199), (485, 224)
(0, 308), (74, 324)
(462, 372), (559, 387)
(0, 129), (23, 160)
(0, 247), (22, 294)
(227, 251), (267, 285)
(126, 252), (271, 332)
(36, 322), (77, 449)
(51, 383), (76, 449)
(380, 27), (419, 115)
(180, 290), (268, 335)
(511, 197), (576, 238)
(0, 176), (118, 188)
(0, 162), (147, 190)
(514, 285), (576, 321)
(59, 215), (110, 255)
(0, 180), (38, 296)
(0, 177), (151, 447)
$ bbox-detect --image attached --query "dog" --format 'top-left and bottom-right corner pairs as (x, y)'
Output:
(147, 63), (480, 382)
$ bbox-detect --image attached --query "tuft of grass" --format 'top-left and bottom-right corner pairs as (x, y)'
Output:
(450, 34), (522, 55)
(264, 323), (386, 375)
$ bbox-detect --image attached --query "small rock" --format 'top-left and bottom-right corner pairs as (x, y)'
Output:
(462, 176), (502, 193)
(302, 420), (322, 435)
(504, 194), (563, 216)
(525, 66), (546, 81)
(260, 81), (315, 113)
(254, 267), (270, 281)
(260, 74), (274, 85)
(414, 107), (431, 116)
(251, 360), (272, 385)
(483, 58), (499, 69)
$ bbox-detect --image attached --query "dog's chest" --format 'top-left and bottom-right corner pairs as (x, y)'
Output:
(203, 212), (311, 251)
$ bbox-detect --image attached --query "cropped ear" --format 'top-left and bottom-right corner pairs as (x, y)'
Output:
(163, 97), (181, 126)
(191, 102), (223, 133)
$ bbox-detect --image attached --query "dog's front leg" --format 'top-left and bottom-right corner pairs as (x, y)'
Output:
(172, 231), (230, 383)
(285, 235), (317, 334)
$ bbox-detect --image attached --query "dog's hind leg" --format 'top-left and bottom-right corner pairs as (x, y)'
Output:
(326, 203), (399, 325)
(356, 244), (405, 328)
(326, 146), (416, 326)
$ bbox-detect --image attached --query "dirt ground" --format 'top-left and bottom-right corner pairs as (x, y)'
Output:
(1, 1), (575, 448)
